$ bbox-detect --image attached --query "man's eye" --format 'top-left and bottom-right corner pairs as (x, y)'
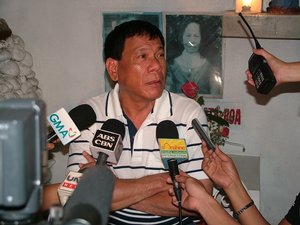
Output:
(157, 52), (165, 58)
(138, 54), (147, 59)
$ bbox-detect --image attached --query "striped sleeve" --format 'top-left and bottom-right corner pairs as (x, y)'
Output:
(67, 123), (99, 172)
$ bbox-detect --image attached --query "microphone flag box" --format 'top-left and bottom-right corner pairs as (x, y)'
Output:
(47, 108), (81, 145)
(158, 138), (188, 168)
(90, 129), (122, 164)
(57, 171), (83, 206)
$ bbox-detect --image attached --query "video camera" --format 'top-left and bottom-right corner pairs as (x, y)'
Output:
(0, 99), (113, 225)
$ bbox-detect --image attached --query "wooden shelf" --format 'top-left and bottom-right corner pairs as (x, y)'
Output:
(222, 11), (300, 39)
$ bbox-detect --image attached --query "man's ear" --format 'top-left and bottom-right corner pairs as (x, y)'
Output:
(105, 58), (118, 82)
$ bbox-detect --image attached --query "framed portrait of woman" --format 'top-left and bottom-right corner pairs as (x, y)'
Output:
(165, 14), (223, 98)
(103, 12), (162, 91)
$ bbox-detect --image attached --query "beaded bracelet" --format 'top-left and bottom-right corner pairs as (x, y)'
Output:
(233, 200), (254, 219)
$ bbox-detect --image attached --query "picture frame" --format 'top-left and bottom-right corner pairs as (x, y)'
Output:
(165, 13), (223, 98)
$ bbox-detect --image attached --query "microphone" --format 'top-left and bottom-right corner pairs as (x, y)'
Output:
(57, 171), (83, 206)
(156, 120), (188, 169)
(63, 166), (115, 225)
(191, 118), (215, 151)
(57, 119), (124, 206)
(90, 119), (125, 166)
(156, 120), (184, 203)
(47, 104), (96, 145)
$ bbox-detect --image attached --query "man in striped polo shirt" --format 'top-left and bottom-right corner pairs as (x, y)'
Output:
(67, 20), (212, 225)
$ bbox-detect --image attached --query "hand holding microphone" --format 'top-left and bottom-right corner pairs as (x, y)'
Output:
(156, 120), (184, 224)
(54, 152), (95, 208)
(57, 171), (83, 206)
(58, 118), (124, 206)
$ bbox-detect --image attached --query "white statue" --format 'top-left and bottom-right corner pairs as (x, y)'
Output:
(0, 33), (42, 100)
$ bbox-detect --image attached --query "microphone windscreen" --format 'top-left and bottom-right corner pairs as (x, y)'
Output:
(64, 166), (114, 225)
(68, 104), (96, 131)
(101, 119), (125, 140)
(63, 204), (102, 225)
(156, 120), (179, 139)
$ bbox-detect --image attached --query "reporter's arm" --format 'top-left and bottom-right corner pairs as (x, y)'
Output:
(202, 143), (269, 225)
(246, 49), (300, 87)
(281, 61), (300, 83)
(41, 183), (60, 211)
(195, 188), (240, 225)
(224, 178), (269, 225)
(170, 174), (239, 225)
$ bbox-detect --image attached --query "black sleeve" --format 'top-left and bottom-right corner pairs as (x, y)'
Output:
(284, 192), (300, 225)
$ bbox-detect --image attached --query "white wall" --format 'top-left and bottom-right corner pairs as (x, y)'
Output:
(1, 1), (299, 224)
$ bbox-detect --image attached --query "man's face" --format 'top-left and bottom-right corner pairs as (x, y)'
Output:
(114, 35), (166, 103)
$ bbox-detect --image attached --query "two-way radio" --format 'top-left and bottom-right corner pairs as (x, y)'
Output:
(239, 13), (276, 94)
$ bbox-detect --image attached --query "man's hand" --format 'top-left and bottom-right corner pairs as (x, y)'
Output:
(79, 151), (96, 171)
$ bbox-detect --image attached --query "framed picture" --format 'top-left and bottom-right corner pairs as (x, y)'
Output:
(102, 12), (163, 91)
(165, 13), (223, 98)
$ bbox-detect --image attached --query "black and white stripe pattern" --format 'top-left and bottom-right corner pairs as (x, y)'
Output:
(67, 84), (209, 224)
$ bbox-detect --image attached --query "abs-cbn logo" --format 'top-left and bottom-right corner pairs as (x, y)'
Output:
(92, 129), (118, 151)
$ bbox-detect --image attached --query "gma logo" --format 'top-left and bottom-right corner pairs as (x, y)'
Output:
(49, 113), (76, 138)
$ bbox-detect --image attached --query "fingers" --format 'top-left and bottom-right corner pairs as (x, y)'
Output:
(168, 179), (181, 207)
(202, 141), (215, 154)
(253, 48), (270, 60)
(82, 151), (95, 163)
(78, 151), (96, 171)
(214, 146), (230, 162)
(246, 69), (255, 86)
(174, 174), (188, 183)
(179, 170), (188, 176)
(202, 142), (214, 160)
(166, 177), (172, 184)
(47, 143), (55, 151)
(79, 162), (96, 171)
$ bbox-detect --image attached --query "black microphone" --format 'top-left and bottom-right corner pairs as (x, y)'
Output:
(192, 118), (215, 151)
(156, 120), (179, 140)
(156, 120), (183, 225)
(156, 120), (188, 169)
(47, 104), (96, 144)
(63, 166), (114, 225)
(57, 119), (123, 206)
(90, 119), (125, 166)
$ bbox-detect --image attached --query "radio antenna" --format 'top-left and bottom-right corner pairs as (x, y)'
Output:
(238, 13), (262, 49)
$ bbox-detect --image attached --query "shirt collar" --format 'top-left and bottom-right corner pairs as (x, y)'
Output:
(105, 83), (173, 120)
